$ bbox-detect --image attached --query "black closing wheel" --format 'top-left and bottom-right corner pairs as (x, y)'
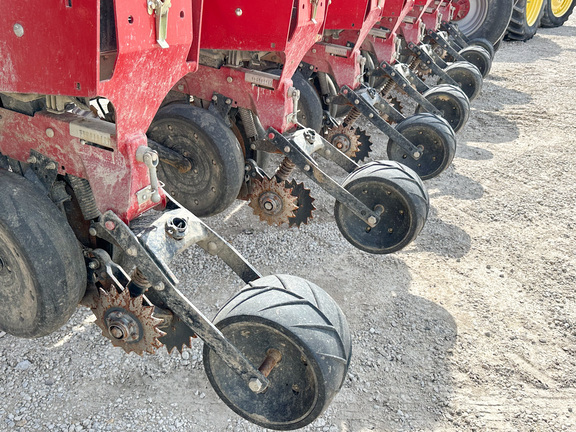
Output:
(468, 37), (496, 60)
(203, 275), (351, 430)
(334, 161), (429, 254)
(388, 113), (457, 180)
(0, 170), (86, 338)
(439, 62), (483, 101)
(416, 84), (471, 133)
(458, 45), (492, 78)
(148, 104), (244, 217)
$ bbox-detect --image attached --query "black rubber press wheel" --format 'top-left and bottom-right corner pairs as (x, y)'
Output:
(416, 84), (471, 133)
(203, 275), (351, 430)
(387, 113), (457, 180)
(0, 170), (86, 338)
(334, 161), (429, 254)
(439, 62), (483, 101)
(459, 45), (492, 77)
(148, 104), (244, 217)
(468, 37), (496, 59)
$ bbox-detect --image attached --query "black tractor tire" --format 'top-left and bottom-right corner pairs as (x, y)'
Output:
(505, 0), (546, 41)
(334, 161), (429, 254)
(0, 170), (87, 338)
(452, 0), (515, 46)
(203, 274), (351, 430)
(416, 84), (471, 133)
(148, 104), (244, 217)
(439, 62), (483, 102)
(541, 0), (576, 27)
(387, 113), (457, 180)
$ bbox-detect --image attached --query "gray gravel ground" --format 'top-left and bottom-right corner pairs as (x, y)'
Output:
(2, 15), (576, 432)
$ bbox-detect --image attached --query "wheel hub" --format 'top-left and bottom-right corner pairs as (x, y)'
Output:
(259, 192), (284, 215)
(105, 309), (141, 342)
(332, 134), (352, 152)
(552, 0), (572, 16)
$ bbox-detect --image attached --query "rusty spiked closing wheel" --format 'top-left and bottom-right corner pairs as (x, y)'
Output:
(203, 275), (351, 430)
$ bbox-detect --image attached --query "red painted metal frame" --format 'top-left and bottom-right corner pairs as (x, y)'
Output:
(180, 0), (327, 132)
(421, 1), (450, 32)
(437, 1), (456, 26)
(302, 0), (383, 89)
(362, 0), (416, 64)
(400, 0), (436, 44)
(0, 0), (201, 223)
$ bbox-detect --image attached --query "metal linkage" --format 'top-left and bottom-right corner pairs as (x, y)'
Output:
(375, 62), (443, 116)
(440, 21), (470, 50)
(90, 206), (271, 393)
(266, 128), (382, 228)
(338, 85), (422, 159)
(426, 30), (467, 62)
(407, 42), (459, 87)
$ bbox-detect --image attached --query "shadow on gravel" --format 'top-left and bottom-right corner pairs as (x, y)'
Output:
(427, 167), (485, 202)
(412, 206), (472, 259)
(330, 258), (458, 431)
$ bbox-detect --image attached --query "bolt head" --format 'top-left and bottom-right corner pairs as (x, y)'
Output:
(105, 220), (116, 231)
(227, 77), (233, 83)
(235, 7), (242, 16)
(88, 227), (98, 237)
(46, 128), (54, 138)
(368, 216), (377, 225)
(248, 378), (264, 393)
(13, 23), (24, 37)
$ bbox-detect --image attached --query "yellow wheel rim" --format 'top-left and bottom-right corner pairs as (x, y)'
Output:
(526, 0), (545, 26)
(551, 0), (573, 17)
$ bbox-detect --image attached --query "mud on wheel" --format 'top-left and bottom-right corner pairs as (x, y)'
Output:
(387, 113), (457, 180)
(334, 161), (429, 254)
(203, 275), (351, 430)
(147, 104), (244, 217)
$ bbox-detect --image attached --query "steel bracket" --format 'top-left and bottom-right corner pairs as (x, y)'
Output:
(266, 128), (382, 227)
(208, 93), (233, 127)
(427, 30), (466, 62)
(408, 43), (458, 86)
(378, 62), (441, 115)
(90, 205), (269, 392)
(339, 85), (422, 159)
(440, 21), (470, 49)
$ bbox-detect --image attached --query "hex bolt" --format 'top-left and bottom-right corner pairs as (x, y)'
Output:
(46, 128), (54, 138)
(126, 246), (138, 257)
(227, 77), (233, 83)
(46, 162), (57, 170)
(248, 378), (264, 393)
(88, 227), (98, 236)
(367, 216), (377, 226)
(284, 146), (291, 153)
(235, 8), (242, 16)
(27, 156), (37, 164)
(155, 282), (165, 291)
(304, 165), (311, 171)
(88, 261), (100, 270)
(105, 220), (116, 231)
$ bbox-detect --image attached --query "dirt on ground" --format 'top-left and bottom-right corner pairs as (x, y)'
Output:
(1, 15), (576, 432)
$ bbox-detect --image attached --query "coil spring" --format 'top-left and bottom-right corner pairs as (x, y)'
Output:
(343, 108), (362, 127)
(275, 157), (296, 181)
